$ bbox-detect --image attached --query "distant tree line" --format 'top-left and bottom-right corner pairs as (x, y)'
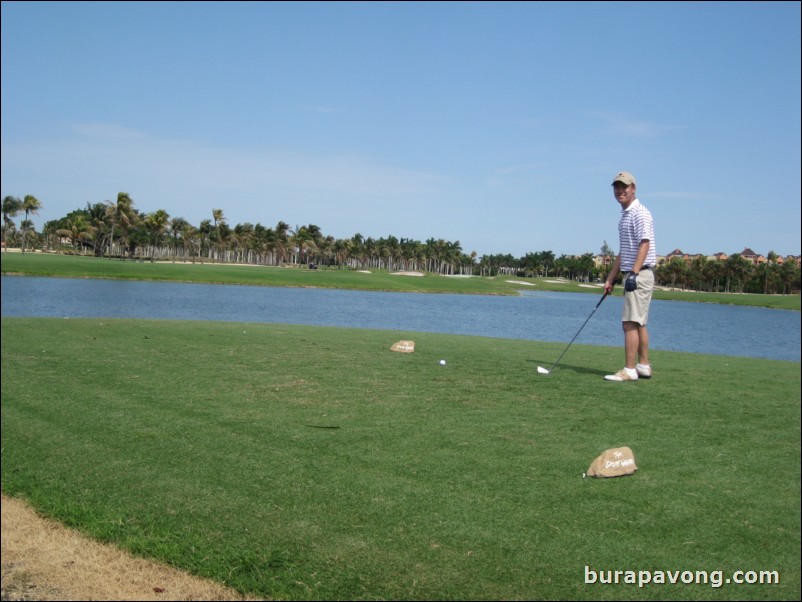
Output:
(2, 192), (800, 295)
(654, 252), (799, 295)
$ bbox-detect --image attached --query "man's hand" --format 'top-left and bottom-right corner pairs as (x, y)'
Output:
(624, 273), (638, 292)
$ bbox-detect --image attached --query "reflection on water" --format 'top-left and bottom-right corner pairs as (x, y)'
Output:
(1, 275), (799, 361)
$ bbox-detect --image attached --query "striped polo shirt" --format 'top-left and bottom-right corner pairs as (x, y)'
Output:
(618, 199), (657, 272)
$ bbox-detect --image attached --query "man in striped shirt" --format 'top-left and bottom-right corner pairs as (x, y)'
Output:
(603, 171), (657, 382)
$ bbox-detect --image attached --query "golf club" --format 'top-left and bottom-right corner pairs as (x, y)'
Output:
(537, 292), (608, 375)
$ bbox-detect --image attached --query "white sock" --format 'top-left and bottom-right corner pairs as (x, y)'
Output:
(637, 363), (650, 371)
(625, 367), (638, 378)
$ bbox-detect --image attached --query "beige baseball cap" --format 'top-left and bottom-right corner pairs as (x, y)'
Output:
(611, 171), (636, 186)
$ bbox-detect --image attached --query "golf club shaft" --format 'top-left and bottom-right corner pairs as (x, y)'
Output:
(546, 292), (608, 372)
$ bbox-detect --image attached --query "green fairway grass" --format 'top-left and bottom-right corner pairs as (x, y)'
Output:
(2, 251), (800, 309)
(2, 317), (799, 600)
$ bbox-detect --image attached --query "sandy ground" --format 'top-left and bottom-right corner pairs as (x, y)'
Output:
(1, 494), (262, 601)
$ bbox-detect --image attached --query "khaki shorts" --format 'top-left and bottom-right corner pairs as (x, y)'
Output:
(622, 269), (654, 326)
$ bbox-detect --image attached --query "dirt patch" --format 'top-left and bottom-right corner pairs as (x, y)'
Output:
(1, 494), (262, 601)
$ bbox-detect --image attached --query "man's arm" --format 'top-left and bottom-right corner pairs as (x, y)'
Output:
(632, 240), (651, 274)
(604, 255), (621, 294)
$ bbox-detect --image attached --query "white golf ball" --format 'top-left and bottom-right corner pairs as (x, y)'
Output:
(439, 360), (446, 366)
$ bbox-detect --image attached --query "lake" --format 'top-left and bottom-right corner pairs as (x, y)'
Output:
(1, 275), (799, 362)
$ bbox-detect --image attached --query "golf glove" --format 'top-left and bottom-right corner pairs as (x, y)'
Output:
(624, 273), (638, 292)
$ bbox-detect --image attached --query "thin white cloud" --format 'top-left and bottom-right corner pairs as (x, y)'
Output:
(1, 122), (455, 227)
(295, 104), (341, 114)
(515, 117), (555, 128)
(648, 191), (722, 202)
(69, 122), (149, 141)
(492, 163), (549, 177)
(486, 162), (551, 191)
(585, 110), (688, 137)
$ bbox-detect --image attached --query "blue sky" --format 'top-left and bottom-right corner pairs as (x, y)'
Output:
(2, 1), (800, 258)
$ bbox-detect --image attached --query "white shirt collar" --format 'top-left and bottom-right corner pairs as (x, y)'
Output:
(622, 198), (641, 212)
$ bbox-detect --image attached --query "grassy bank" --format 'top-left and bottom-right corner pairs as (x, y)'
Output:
(2, 317), (799, 600)
(2, 251), (799, 310)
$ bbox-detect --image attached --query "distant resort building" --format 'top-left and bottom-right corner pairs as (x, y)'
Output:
(593, 247), (800, 269)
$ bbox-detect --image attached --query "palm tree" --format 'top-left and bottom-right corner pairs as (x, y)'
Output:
(401, 238), (424, 271)
(349, 233), (365, 269)
(364, 237), (378, 269)
(521, 252), (540, 278)
(2, 195), (22, 252)
(724, 254), (752, 293)
(217, 222), (233, 262)
(106, 193), (136, 259)
(20, 195), (42, 254)
(706, 259), (727, 293)
(333, 238), (350, 268)
(55, 217), (95, 253)
(778, 261), (800, 295)
(764, 251), (778, 294)
(384, 235), (400, 271)
(198, 219), (213, 261)
(211, 208), (226, 261)
(540, 250), (556, 277)
(255, 225), (276, 265)
(183, 225), (201, 263)
(86, 202), (110, 257)
(443, 240), (462, 275)
(273, 221), (291, 266)
(292, 226), (316, 265)
(577, 253), (596, 281)
(233, 222), (255, 263)
(690, 255), (709, 291)
(665, 256), (688, 290)
(143, 209), (170, 259)
(168, 217), (189, 261)
(318, 235), (335, 267)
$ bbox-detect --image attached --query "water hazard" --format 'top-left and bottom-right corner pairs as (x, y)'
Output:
(1, 275), (799, 362)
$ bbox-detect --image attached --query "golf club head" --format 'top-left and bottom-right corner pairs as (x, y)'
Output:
(537, 366), (550, 375)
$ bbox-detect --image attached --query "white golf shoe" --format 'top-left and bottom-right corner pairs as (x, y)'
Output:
(604, 368), (638, 382)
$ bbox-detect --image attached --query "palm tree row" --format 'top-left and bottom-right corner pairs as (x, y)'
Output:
(655, 253), (799, 295)
(3, 192), (800, 294)
(23, 193), (476, 275)
(2, 194), (42, 254)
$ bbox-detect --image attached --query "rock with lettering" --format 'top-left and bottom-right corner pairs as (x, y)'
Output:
(586, 446), (637, 478)
(390, 340), (415, 353)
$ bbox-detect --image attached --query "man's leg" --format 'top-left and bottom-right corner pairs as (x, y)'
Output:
(605, 322), (641, 381)
(623, 321), (640, 369)
(637, 324), (649, 366)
